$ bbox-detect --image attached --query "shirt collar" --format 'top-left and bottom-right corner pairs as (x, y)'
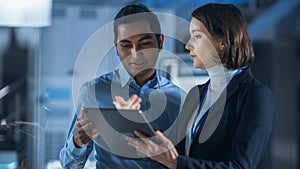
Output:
(116, 64), (132, 88)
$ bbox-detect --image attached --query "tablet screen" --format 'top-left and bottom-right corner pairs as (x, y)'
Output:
(84, 108), (155, 138)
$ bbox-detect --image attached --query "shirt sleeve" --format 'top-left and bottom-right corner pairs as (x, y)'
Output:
(59, 83), (95, 168)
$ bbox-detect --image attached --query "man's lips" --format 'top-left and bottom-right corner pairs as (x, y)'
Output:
(130, 62), (146, 68)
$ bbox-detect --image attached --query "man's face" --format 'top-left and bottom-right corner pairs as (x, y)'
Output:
(115, 19), (162, 78)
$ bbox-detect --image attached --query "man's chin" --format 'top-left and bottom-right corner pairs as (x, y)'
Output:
(130, 68), (155, 77)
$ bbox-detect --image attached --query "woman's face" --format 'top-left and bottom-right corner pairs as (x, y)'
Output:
(185, 17), (222, 69)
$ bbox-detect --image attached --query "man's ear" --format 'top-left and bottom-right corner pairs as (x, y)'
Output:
(114, 40), (119, 56)
(114, 39), (117, 47)
(158, 34), (164, 50)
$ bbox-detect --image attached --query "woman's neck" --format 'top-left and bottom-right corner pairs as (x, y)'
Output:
(206, 65), (237, 89)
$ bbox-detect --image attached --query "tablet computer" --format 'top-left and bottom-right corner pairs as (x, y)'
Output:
(84, 108), (156, 138)
(84, 108), (160, 158)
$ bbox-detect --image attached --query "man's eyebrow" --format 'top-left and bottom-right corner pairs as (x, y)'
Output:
(117, 35), (154, 43)
(118, 39), (131, 43)
(138, 35), (153, 42)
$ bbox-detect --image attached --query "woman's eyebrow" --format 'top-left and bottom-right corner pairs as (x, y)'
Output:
(191, 29), (202, 33)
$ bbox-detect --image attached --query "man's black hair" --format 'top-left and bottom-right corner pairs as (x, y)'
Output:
(113, 4), (161, 42)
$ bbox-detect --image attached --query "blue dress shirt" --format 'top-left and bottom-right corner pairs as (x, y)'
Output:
(59, 65), (185, 169)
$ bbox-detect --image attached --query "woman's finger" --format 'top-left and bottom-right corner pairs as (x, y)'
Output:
(127, 137), (146, 151)
(155, 131), (169, 144)
(155, 131), (176, 152)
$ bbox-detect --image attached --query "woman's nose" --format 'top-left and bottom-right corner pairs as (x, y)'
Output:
(185, 41), (191, 51)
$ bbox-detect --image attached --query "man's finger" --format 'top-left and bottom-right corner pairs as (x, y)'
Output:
(82, 120), (97, 131)
(115, 96), (127, 105)
(113, 101), (122, 109)
(78, 118), (91, 127)
(131, 97), (142, 106)
(135, 104), (141, 110)
(84, 127), (99, 138)
(128, 94), (138, 105)
(81, 107), (87, 119)
(90, 129), (100, 140)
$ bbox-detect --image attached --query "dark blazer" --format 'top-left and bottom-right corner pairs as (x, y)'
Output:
(170, 68), (274, 169)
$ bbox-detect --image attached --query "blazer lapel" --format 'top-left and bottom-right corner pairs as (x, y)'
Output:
(167, 84), (205, 149)
(177, 85), (205, 155)
(226, 68), (252, 100)
(195, 68), (252, 144)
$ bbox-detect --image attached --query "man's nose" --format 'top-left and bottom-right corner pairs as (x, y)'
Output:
(131, 46), (140, 58)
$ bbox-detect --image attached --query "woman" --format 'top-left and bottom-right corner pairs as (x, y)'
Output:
(117, 3), (274, 169)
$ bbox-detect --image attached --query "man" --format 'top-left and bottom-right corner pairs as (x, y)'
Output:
(59, 4), (184, 168)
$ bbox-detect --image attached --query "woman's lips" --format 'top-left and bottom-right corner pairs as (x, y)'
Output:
(190, 55), (197, 59)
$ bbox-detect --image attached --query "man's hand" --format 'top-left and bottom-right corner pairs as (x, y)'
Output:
(73, 107), (99, 148)
(113, 94), (142, 110)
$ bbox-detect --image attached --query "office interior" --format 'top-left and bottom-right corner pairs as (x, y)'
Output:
(0, 0), (299, 168)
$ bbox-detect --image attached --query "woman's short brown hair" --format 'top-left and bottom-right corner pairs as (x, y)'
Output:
(192, 3), (254, 69)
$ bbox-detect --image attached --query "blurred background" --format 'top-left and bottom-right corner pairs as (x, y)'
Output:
(0, 0), (299, 168)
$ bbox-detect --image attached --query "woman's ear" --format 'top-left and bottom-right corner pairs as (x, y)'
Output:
(158, 34), (164, 50)
(219, 39), (225, 51)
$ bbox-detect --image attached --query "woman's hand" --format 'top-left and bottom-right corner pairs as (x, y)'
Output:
(113, 94), (142, 110)
(127, 130), (178, 169)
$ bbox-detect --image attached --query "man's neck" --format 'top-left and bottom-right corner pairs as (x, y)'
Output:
(134, 68), (156, 86)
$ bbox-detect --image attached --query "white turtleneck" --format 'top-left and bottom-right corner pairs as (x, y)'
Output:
(186, 65), (238, 155)
(206, 65), (238, 104)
